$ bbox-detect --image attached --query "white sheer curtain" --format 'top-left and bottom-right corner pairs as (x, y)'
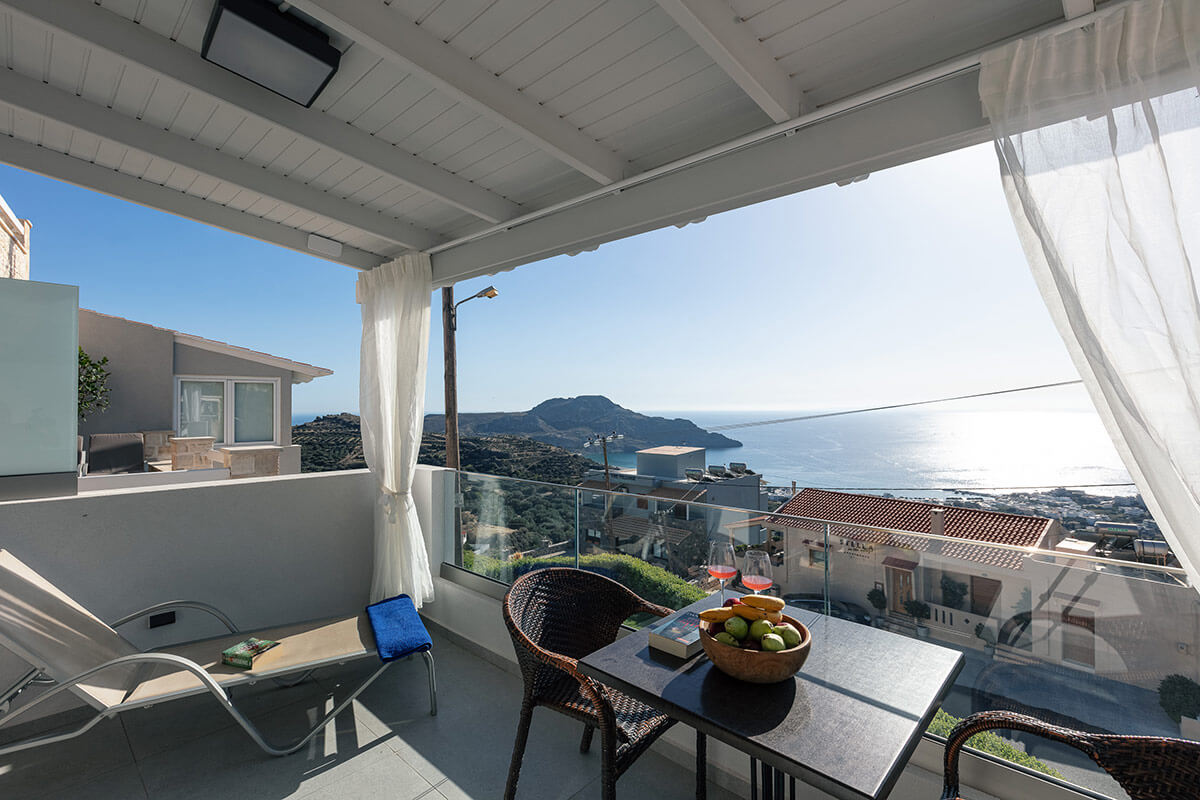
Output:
(979, 0), (1200, 585)
(357, 253), (435, 606)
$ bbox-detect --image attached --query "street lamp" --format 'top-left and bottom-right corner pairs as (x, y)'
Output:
(442, 285), (498, 471)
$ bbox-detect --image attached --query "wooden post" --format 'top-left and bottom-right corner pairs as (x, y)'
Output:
(442, 286), (459, 471)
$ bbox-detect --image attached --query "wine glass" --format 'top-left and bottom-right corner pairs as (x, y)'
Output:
(742, 550), (773, 595)
(707, 541), (737, 602)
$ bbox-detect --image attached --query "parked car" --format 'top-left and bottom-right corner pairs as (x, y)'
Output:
(782, 594), (873, 625)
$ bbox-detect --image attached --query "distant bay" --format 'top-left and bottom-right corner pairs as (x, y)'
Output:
(294, 406), (1134, 499)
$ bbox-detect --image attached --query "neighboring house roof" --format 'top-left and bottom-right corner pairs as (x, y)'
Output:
(576, 480), (707, 504)
(637, 446), (704, 456)
(608, 515), (698, 546)
(768, 488), (1056, 570)
(82, 309), (332, 383)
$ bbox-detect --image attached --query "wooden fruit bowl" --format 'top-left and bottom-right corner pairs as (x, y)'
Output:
(698, 614), (811, 684)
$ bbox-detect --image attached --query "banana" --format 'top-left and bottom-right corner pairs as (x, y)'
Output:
(766, 610), (784, 625)
(731, 604), (768, 621)
(741, 595), (784, 612)
(698, 607), (736, 623)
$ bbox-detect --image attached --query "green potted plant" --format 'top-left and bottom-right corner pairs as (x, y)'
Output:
(866, 587), (887, 626)
(903, 599), (931, 638)
(974, 622), (996, 658)
(1158, 674), (1200, 739)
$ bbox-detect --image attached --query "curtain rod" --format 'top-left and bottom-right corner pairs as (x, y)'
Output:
(427, 0), (1134, 258)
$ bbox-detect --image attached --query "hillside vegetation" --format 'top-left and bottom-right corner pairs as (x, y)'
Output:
(422, 395), (740, 452)
(294, 413), (600, 484)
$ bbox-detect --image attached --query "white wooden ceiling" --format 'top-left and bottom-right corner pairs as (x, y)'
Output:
(0, 0), (1074, 282)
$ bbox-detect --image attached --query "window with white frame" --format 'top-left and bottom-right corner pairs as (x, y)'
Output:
(176, 377), (279, 445)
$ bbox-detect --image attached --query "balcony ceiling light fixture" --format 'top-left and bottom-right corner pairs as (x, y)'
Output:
(202, 0), (341, 108)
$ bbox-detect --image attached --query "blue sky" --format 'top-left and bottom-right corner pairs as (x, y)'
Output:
(0, 141), (1085, 418)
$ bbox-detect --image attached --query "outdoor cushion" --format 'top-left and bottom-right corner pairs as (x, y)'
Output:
(86, 433), (145, 474)
(366, 594), (431, 662)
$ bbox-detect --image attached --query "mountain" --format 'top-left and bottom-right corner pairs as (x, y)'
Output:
(293, 414), (602, 484)
(421, 395), (740, 452)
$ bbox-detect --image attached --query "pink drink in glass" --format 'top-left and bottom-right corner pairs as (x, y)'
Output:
(707, 566), (737, 580)
(742, 575), (773, 592)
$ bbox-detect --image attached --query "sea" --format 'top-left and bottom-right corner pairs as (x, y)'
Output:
(294, 406), (1135, 501)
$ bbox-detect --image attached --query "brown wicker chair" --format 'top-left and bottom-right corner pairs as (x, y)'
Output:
(941, 710), (1200, 800)
(503, 567), (706, 800)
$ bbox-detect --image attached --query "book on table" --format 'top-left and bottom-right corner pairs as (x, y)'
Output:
(647, 610), (703, 659)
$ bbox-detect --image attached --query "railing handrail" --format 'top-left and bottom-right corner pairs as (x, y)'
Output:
(454, 469), (1190, 583)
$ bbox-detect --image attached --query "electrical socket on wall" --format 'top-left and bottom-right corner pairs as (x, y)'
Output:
(148, 611), (176, 629)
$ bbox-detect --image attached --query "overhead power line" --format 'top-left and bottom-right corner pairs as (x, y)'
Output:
(707, 379), (1085, 431)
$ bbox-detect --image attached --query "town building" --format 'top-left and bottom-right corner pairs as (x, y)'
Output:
(766, 489), (1195, 696)
(0, 190), (330, 498)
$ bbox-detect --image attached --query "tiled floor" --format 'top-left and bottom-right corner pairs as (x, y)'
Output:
(0, 630), (738, 800)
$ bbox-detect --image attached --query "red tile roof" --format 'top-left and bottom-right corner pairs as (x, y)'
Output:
(770, 489), (1054, 570)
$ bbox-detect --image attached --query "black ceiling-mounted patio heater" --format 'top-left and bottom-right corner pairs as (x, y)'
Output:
(201, 0), (341, 108)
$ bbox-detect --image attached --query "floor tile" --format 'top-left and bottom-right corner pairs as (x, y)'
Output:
(33, 763), (148, 800)
(0, 716), (135, 800)
(121, 676), (335, 761)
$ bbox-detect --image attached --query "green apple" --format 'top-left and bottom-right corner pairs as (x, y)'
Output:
(714, 632), (740, 647)
(761, 633), (786, 652)
(724, 616), (749, 640)
(748, 619), (774, 640)
(774, 623), (802, 648)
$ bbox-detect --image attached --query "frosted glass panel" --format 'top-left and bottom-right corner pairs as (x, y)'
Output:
(0, 277), (78, 477)
(234, 382), (274, 442)
(179, 380), (225, 443)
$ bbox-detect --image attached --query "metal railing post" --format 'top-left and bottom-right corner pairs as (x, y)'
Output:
(574, 488), (581, 569)
(823, 523), (831, 618)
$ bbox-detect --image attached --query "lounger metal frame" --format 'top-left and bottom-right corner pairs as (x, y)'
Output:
(0, 599), (437, 758)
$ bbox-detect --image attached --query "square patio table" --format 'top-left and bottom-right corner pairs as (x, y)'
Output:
(578, 595), (964, 800)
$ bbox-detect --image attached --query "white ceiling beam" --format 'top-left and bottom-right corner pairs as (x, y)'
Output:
(1061, 0), (1096, 20)
(431, 71), (986, 285)
(0, 138), (384, 270)
(0, 68), (440, 251)
(288, 0), (627, 185)
(654, 0), (802, 123)
(0, 0), (521, 224)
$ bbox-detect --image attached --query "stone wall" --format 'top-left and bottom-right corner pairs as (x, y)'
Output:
(210, 446), (282, 478)
(142, 430), (174, 461)
(169, 436), (216, 470)
(0, 194), (31, 280)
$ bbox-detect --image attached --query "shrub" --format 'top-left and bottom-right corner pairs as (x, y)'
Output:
(940, 575), (968, 610)
(1158, 674), (1200, 723)
(463, 550), (706, 612)
(78, 348), (111, 422)
(903, 599), (931, 621)
(926, 710), (1062, 778)
(866, 587), (887, 612)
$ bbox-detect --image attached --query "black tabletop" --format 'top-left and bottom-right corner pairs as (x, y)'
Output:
(579, 595), (964, 800)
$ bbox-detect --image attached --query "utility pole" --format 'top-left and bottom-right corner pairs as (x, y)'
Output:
(443, 284), (498, 567)
(585, 432), (623, 550)
(442, 287), (459, 470)
(442, 284), (498, 471)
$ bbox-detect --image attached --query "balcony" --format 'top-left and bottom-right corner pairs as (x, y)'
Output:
(1, 466), (1194, 799)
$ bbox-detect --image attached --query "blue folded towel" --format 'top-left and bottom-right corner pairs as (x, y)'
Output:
(366, 594), (432, 663)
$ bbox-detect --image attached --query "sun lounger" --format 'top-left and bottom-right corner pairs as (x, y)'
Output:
(0, 550), (435, 758)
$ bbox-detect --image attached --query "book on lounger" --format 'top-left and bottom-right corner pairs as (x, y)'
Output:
(221, 637), (280, 669)
(647, 611), (702, 659)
